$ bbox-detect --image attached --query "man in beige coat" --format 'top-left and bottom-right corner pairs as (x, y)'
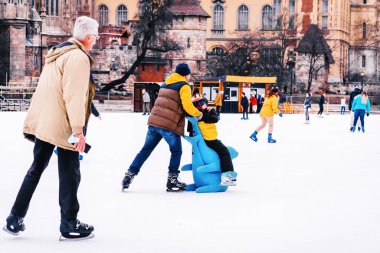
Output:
(3, 16), (98, 241)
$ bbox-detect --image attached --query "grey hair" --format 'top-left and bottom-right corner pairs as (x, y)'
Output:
(73, 16), (99, 41)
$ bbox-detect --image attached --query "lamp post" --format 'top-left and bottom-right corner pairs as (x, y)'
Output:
(287, 51), (296, 96)
(360, 72), (364, 89)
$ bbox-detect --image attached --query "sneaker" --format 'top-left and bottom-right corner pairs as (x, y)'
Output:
(166, 174), (186, 192)
(221, 171), (237, 186)
(3, 213), (26, 236)
(60, 218), (94, 240)
(122, 171), (136, 191)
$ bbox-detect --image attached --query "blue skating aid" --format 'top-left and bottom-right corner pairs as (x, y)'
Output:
(181, 117), (238, 193)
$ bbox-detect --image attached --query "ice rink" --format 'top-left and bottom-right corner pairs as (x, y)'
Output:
(0, 112), (379, 253)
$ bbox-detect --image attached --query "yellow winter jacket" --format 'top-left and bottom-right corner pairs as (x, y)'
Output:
(259, 95), (281, 117)
(215, 94), (223, 106)
(198, 121), (217, 141)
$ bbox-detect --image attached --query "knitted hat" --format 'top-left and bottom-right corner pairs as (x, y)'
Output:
(354, 83), (360, 88)
(175, 63), (191, 76)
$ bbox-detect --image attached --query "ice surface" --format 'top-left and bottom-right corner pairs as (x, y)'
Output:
(0, 112), (380, 253)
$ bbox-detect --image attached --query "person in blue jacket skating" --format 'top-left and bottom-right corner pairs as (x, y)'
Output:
(351, 91), (371, 133)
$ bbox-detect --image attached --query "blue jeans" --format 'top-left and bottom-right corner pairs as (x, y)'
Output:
(128, 126), (182, 175)
(353, 109), (365, 129)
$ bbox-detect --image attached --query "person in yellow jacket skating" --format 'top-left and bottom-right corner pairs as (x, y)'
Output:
(249, 87), (283, 143)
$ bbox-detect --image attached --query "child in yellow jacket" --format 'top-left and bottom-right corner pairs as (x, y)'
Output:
(191, 97), (237, 186)
(250, 87), (283, 143)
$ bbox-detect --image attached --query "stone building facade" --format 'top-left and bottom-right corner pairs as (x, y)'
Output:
(1, 0), (380, 95)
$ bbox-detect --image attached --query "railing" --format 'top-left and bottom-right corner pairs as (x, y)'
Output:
(281, 95), (380, 114)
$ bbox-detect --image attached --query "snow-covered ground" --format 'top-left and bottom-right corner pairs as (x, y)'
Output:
(0, 112), (380, 253)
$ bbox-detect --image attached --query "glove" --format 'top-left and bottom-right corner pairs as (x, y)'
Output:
(279, 113), (283, 117)
(366, 112), (369, 117)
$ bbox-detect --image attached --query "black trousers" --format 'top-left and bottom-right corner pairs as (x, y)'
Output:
(242, 106), (249, 119)
(216, 106), (221, 116)
(11, 138), (81, 220)
(318, 104), (324, 115)
(205, 139), (234, 173)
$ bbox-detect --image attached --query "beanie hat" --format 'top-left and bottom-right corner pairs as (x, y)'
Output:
(354, 83), (360, 88)
(175, 63), (191, 76)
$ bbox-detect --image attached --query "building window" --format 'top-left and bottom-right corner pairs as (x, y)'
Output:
(46, 0), (59, 16)
(213, 4), (224, 30)
(197, 60), (201, 70)
(362, 22), (366, 39)
(116, 5), (128, 26)
(211, 47), (224, 55)
(187, 38), (190, 48)
(362, 55), (366, 68)
(322, 16), (328, 29)
(274, 0), (281, 14)
(363, 0), (367, 4)
(237, 5), (249, 30)
(262, 5), (274, 30)
(289, 0), (295, 14)
(169, 59), (173, 69)
(77, 0), (81, 10)
(322, 0), (328, 14)
(99, 5), (109, 26)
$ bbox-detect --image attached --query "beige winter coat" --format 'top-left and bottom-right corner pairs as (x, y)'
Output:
(23, 38), (95, 151)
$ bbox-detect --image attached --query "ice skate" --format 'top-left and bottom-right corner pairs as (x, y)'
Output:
(121, 171), (136, 191)
(59, 218), (94, 241)
(220, 171), (237, 186)
(249, 131), (258, 142)
(268, 134), (276, 143)
(166, 174), (186, 192)
(3, 213), (25, 236)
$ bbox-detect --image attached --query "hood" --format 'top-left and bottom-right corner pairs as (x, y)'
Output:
(45, 38), (94, 66)
(165, 73), (187, 85)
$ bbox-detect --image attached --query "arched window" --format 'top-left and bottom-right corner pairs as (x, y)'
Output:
(99, 5), (109, 26)
(262, 5), (273, 30)
(362, 22), (367, 39)
(116, 5), (128, 26)
(213, 4), (224, 30)
(211, 47), (224, 55)
(362, 55), (366, 68)
(238, 5), (249, 30)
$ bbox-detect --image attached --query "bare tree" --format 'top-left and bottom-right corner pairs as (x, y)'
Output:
(101, 0), (180, 91)
(295, 24), (334, 93)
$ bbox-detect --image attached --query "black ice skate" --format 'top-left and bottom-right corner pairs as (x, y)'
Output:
(166, 174), (186, 192)
(122, 171), (136, 191)
(3, 213), (25, 236)
(59, 218), (94, 241)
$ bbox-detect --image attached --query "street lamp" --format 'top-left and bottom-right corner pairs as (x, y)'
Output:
(360, 72), (364, 89)
(287, 51), (296, 96)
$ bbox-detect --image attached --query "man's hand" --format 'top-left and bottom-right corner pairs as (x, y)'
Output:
(74, 133), (86, 153)
(196, 113), (203, 120)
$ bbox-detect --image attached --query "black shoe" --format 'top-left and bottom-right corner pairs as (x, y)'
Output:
(358, 127), (361, 132)
(350, 127), (353, 131)
(3, 213), (25, 236)
(142, 113), (146, 115)
(122, 171), (136, 191)
(166, 174), (186, 192)
(60, 218), (94, 240)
